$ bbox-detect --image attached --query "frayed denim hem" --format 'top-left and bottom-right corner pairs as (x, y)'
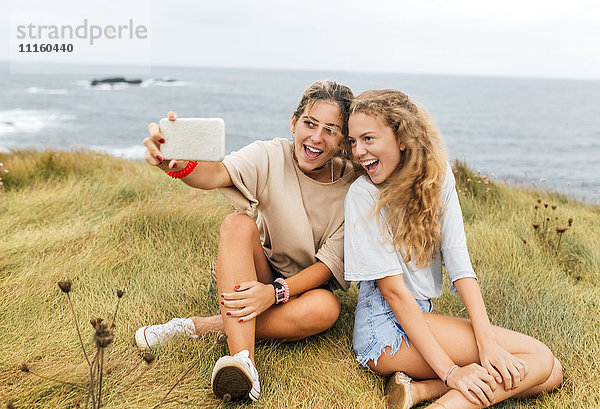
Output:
(355, 333), (410, 369)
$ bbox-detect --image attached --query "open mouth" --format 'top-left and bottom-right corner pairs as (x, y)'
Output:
(304, 144), (323, 160)
(362, 159), (379, 174)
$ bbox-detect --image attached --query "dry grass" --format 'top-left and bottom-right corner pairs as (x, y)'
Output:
(0, 150), (599, 408)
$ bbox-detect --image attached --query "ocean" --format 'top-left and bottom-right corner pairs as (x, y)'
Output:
(1, 62), (599, 202)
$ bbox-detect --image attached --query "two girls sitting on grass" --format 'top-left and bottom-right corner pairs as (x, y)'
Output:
(344, 89), (563, 408)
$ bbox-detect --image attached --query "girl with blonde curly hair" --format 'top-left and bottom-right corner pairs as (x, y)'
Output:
(344, 89), (562, 408)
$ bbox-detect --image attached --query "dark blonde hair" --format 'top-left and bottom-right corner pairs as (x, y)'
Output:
(349, 89), (447, 267)
(293, 81), (354, 138)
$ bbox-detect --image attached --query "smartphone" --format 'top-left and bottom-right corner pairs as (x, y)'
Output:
(159, 118), (225, 161)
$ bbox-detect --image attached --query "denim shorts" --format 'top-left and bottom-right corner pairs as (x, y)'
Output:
(353, 280), (433, 368)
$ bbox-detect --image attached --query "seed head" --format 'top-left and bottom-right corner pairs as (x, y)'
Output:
(568, 217), (573, 226)
(143, 353), (156, 364)
(556, 226), (568, 234)
(544, 203), (548, 208)
(537, 199), (542, 204)
(95, 334), (115, 348)
(534, 205), (539, 210)
(93, 319), (114, 348)
(522, 239), (527, 244)
(217, 332), (228, 344)
(57, 280), (72, 293)
(117, 289), (124, 298)
(551, 204), (557, 210)
(532, 223), (540, 229)
(546, 217), (550, 222)
(19, 363), (29, 373)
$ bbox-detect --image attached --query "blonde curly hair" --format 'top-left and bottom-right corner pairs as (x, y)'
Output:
(348, 89), (448, 268)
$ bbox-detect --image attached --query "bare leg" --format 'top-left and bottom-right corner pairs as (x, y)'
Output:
(410, 378), (449, 406)
(216, 213), (274, 362)
(213, 213), (341, 361)
(190, 315), (223, 334)
(370, 314), (562, 408)
(190, 286), (340, 342)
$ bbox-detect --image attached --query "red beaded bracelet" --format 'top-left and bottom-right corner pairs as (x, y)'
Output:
(274, 278), (289, 303)
(166, 161), (198, 179)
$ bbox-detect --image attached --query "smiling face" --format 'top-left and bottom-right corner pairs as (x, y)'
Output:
(347, 112), (405, 184)
(291, 100), (343, 180)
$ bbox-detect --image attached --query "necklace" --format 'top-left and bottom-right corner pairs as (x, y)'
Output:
(330, 159), (334, 182)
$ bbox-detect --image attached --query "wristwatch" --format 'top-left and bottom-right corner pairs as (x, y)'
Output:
(272, 281), (286, 304)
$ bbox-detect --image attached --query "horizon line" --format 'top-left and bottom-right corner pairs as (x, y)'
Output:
(1, 59), (599, 82)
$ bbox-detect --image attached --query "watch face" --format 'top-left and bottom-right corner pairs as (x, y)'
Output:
(274, 282), (285, 303)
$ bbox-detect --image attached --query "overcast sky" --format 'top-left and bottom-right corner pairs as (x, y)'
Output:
(3, 0), (600, 79)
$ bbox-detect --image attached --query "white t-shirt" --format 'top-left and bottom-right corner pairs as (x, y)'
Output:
(344, 163), (476, 300)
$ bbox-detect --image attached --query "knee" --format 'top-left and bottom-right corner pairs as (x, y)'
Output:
(533, 342), (557, 383)
(219, 213), (257, 240)
(546, 357), (563, 391)
(296, 291), (340, 334)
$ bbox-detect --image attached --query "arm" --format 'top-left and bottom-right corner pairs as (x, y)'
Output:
(378, 274), (497, 406)
(439, 164), (527, 389)
(221, 261), (333, 321)
(454, 277), (528, 390)
(144, 115), (232, 190)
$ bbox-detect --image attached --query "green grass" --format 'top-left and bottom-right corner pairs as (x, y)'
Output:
(1, 150), (599, 408)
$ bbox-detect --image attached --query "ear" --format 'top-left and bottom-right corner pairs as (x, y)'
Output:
(398, 142), (407, 151)
(290, 115), (296, 134)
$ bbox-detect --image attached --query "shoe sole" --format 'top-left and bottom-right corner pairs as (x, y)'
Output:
(212, 364), (253, 401)
(385, 372), (412, 409)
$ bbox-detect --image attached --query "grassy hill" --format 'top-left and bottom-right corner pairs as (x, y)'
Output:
(0, 150), (599, 408)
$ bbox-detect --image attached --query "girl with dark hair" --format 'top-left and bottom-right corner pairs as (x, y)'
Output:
(138, 81), (356, 402)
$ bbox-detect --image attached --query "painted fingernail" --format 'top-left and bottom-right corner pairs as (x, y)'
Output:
(221, 294), (224, 298)
(220, 301), (224, 305)
(159, 138), (165, 143)
(238, 318), (243, 323)
(226, 312), (231, 316)
(234, 285), (240, 290)
(157, 155), (163, 162)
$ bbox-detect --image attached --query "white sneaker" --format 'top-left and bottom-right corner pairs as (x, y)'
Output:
(211, 350), (261, 402)
(135, 318), (197, 350)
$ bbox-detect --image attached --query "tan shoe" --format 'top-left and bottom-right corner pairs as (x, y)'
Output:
(385, 372), (413, 409)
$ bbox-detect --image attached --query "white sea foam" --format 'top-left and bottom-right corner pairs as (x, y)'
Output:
(0, 109), (76, 136)
(140, 78), (190, 87)
(26, 87), (68, 95)
(75, 78), (190, 90)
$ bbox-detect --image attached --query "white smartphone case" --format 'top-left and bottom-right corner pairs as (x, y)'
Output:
(159, 118), (225, 161)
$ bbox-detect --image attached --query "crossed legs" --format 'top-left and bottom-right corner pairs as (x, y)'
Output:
(371, 314), (562, 408)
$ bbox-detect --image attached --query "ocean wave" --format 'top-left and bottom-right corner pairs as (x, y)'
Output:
(0, 109), (76, 136)
(140, 78), (191, 87)
(75, 78), (191, 90)
(26, 87), (68, 95)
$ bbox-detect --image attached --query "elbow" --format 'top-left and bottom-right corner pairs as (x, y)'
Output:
(378, 280), (413, 304)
